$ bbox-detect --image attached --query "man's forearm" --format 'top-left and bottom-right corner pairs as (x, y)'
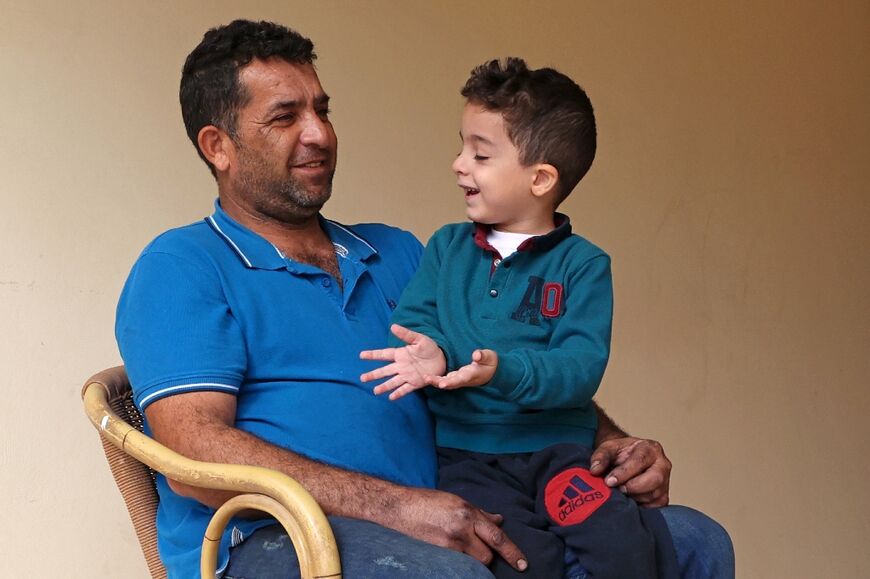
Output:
(594, 401), (629, 446)
(147, 392), (406, 526)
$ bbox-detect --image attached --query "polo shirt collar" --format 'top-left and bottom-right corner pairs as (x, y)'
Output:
(205, 199), (378, 270)
(472, 213), (572, 254)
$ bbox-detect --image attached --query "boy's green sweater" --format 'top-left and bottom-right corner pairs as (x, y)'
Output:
(390, 216), (612, 453)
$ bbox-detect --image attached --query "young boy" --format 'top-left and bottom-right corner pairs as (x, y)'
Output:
(361, 58), (676, 579)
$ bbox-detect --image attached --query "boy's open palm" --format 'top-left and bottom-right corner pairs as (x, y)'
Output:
(360, 324), (447, 400)
(430, 349), (498, 390)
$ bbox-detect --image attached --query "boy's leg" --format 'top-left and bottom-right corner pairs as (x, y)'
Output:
(438, 447), (565, 579)
(658, 505), (735, 579)
(223, 517), (494, 579)
(534, 443), (664, 579)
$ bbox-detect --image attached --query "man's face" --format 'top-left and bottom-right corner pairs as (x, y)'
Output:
(224, 58), (337, 224)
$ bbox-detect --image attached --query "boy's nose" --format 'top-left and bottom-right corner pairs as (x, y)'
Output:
(452, 154), (466, 175)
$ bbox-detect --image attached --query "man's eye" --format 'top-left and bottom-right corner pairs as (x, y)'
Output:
(317, 108), (331, 120)
(275, 114), (296, 123)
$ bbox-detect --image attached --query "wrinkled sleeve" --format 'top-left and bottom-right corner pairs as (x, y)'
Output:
(387, 227), (455, 367)
(487, 254), (612, 409)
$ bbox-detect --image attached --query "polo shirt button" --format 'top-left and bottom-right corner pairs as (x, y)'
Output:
(321, 278), (332, 287)
(493, 258), (501, 266)
(503, 262), (511, 268)
(489, 289), (498, 297)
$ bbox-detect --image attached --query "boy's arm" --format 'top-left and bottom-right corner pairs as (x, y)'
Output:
(482, 254), (613, 409)
(386, 226), (454, 365)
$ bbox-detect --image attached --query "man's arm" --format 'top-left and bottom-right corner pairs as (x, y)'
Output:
(589, 402), (672, 508)
(146, 390), (527, 571)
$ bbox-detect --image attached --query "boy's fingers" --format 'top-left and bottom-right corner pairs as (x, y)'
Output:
(390, 323), (421, 344)
(360, 362), (399, 383)
(474, 349), (498, 366)
(388, 383), (420, 401)
(372, 375), (405, 395)
(360, 348), (397, 361)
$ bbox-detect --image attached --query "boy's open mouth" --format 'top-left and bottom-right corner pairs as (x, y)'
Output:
(460, 185), (480, 197)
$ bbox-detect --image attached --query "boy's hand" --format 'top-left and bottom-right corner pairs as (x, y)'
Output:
(360, 324), (447, 400)
(431, 349), (498, 390)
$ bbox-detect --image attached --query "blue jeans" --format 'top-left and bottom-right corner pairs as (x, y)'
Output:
(659, 505), (735, 579)
(223, 516), (491, 579)
(224, 505), (734, 579)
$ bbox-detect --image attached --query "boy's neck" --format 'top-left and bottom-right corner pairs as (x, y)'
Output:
(492, 212), (557, 236)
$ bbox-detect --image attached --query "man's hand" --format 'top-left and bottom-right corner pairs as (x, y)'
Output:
(393, 487), (528, 572)
(360, 324), (447, 400)
(589, 436), (671, 507)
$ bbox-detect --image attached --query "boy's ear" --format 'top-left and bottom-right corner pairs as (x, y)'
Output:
(197, 125), (235, 173)
(530, 163), (560, 199)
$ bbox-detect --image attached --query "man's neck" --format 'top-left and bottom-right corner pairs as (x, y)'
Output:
(219, 194), (342, 287)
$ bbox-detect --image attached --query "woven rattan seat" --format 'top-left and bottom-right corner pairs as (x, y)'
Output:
(82, 366), (341, 579)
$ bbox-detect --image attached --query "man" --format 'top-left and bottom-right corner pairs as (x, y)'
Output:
(116, 19), (733, 579)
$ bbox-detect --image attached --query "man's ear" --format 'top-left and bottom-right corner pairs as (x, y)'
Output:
(530, 163), (560, 199)
(197, 125), (235, 172)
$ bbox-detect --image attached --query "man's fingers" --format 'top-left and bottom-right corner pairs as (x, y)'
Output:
(479, 510), (504, 525)
(589, 443), (617, 475)
(619, 468), (666, 497)
(473, 517), (528, 572)
(604, 441), (658, 487)
(626, 488), (669, 508)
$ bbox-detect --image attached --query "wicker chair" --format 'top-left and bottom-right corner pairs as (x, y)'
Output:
(82, 366), (341, 579)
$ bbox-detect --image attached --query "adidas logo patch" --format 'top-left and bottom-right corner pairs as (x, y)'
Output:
(544, 468), (611, 526)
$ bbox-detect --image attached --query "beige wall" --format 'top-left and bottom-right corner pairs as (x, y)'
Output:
(1, 0), (867, 577)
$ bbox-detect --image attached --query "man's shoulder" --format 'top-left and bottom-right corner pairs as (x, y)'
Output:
(139, 219), (216, 259)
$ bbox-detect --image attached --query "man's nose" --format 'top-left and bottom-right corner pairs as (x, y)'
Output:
(299, 113), (332, 147)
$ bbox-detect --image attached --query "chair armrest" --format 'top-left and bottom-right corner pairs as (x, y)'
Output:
(82, 378), (341, 579)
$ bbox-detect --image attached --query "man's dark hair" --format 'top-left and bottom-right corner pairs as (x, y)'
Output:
(180, 19), (316, 175)
(461, 58), (596, 202)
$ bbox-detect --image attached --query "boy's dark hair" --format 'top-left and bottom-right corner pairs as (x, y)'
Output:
(461, 58), (596, 202)
(180, 19), (316, 175)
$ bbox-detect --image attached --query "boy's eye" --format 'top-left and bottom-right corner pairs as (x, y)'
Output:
(474, 155), (489, 161)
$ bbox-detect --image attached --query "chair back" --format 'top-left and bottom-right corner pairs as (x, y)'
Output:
(83, 367), (167, 579)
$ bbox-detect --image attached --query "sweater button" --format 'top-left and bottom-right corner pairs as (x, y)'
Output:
(321, 278), (332, 287)
(489, 289), (499, 297)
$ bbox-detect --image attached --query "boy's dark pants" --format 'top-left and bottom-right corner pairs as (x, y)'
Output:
(438, 444), (675, 579)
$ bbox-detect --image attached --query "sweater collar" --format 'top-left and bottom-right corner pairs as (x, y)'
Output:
(472, 213), (572, 255)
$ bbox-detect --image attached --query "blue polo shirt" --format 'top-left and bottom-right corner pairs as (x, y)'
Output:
(116, 200), (437, 578)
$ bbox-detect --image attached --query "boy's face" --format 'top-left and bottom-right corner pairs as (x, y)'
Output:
(453, 103), (551, 234)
